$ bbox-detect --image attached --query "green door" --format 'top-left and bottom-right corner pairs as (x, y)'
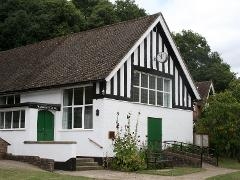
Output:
(37, 111), (54, 141)
(148, 117), (162, 151)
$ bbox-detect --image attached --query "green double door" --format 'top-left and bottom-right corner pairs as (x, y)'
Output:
(148, 117), (162, 151)
(37, 111), (54, 141)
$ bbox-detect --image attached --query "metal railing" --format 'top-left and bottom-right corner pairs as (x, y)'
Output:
(162, 140), (218, 166)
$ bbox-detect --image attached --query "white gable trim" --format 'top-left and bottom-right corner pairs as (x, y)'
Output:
(105, 13), (200, 100)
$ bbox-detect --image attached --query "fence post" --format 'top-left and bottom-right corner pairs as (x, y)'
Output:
(200, 148), (203, 168)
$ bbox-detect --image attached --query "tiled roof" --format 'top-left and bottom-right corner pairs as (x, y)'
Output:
(195, 81), (213, 100)
(0, 13), (160, 94)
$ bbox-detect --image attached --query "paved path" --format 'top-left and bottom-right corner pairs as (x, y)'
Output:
(0, 160), (238, 179)
(58, 163), (238, 180)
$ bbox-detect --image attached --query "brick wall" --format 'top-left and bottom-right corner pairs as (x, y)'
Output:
(0, 138), (9, 159)
(163, 151), (202, 167)
(5, 154), (54, 172)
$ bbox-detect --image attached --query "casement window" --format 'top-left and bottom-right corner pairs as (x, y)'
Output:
(0, 95), (20, 105)
(62, 86), (93, 130)
(132, 71), (172, 107)
(0, 110), (25, 129)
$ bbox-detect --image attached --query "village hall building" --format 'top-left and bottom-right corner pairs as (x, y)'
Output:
(0, 13), (200, 168)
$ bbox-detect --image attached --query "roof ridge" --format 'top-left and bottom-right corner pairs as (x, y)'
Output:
(0, 12), (161, 54)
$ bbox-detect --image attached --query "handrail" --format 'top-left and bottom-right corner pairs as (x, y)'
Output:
(88, 138), (103, 149)
(162, 140), (218, 166)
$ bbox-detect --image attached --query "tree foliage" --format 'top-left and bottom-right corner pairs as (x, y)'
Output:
(0, 0), (85, 51)
(173, 30), (236, 92)
(0, 0), (146, 51)
(196, 80), (240, 158)
(114, 0), (146, 21)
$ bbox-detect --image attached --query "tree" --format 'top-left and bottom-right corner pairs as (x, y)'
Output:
(173, 30), (236, 92)
(114, 0), (146, 21)
(0, 0), (85, 51)
(196, 85), (240, 159)
(88, 0), (117, 28)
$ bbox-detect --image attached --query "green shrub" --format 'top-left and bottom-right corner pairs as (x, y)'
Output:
(111, 112), (145, 171)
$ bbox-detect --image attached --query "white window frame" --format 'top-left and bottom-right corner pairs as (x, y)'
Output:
(0, 108), (26, 130)
(62, 85), (93, 130)
(132, 71), (172, 108)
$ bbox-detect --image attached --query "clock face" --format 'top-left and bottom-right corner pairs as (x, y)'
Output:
(156, 52), (168, 63)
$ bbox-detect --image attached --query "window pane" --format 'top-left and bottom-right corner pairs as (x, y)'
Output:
(164, 93), (171, 107)
(7, 96), (14, 104)
(132, 87), (139, 102)
(84, 106), (93, 129)
(149, 90), (156, 105)
(157, 92), (163, 106)
(74, 88), (83, 105)
(141, 74), (148, 88)
(15, 95), (20, 104)
(63, 107), (72, 129)
(74, 107), (82, 128)
(0, 112), (4, 129)
(85, 86), (93, 104)
(5, 112), (12, 129)
(149, 76), (156, 89)
(0, 97), (6, 105)
(133, 71), (140, 86)
(164, 79), (171, 92)
(20, 110), (25, 128)
(157, 78), (163, 91)
(141, 88), (148, 104)
(63, 89), (73, 106)
(13, 111), (20, 128)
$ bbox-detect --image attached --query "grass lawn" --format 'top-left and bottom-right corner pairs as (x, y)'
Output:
(138, 167), (204, 176)
(218, 158), (240, 170)
(0, 168), (91, 180)
(207, 171), (240, 180)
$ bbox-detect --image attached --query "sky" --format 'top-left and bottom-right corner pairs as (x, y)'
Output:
(112, 0), (240, 77)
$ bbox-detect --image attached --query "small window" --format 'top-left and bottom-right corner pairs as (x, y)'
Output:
(63, 89), (73, 106)
(85, 86), (93, 104)
(74, 88), (83, 105)
(133, 72), (140, 86)
(0, 112), (4, 129)
(74, 107), (82, 128)
(20, 110), (25, 128)
(157, 92), (163, 106)
(149, 76), (156, 89)
(5, 112), (12, 129)
(0, 97), (6, 105)
(141, 89), (148, 104)
(149, 90), (156, 105)
(84, 106), (93, 129)
(63, 107), (72, 129)
(132, 87), (139, 102)
(13, 111), (20, 128)
(141, 74), (148, 88)
(15, 95), (20, 104)
(157, 78), (163, 91)
(7, 96), (14, 105)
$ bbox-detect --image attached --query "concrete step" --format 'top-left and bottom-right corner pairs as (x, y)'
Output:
(76, 158), (94, 162)
(76, 161), (98, 166)
(76, 165), (103, 171)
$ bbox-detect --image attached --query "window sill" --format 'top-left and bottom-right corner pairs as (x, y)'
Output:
(0, 129), (26, 131)
(58, 129), (94, 132)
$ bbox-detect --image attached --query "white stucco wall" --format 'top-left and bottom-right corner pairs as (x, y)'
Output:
(0, 88), (193, 161)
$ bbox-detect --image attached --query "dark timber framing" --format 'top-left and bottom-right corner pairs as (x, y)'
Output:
(93, 23), (195, 111)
